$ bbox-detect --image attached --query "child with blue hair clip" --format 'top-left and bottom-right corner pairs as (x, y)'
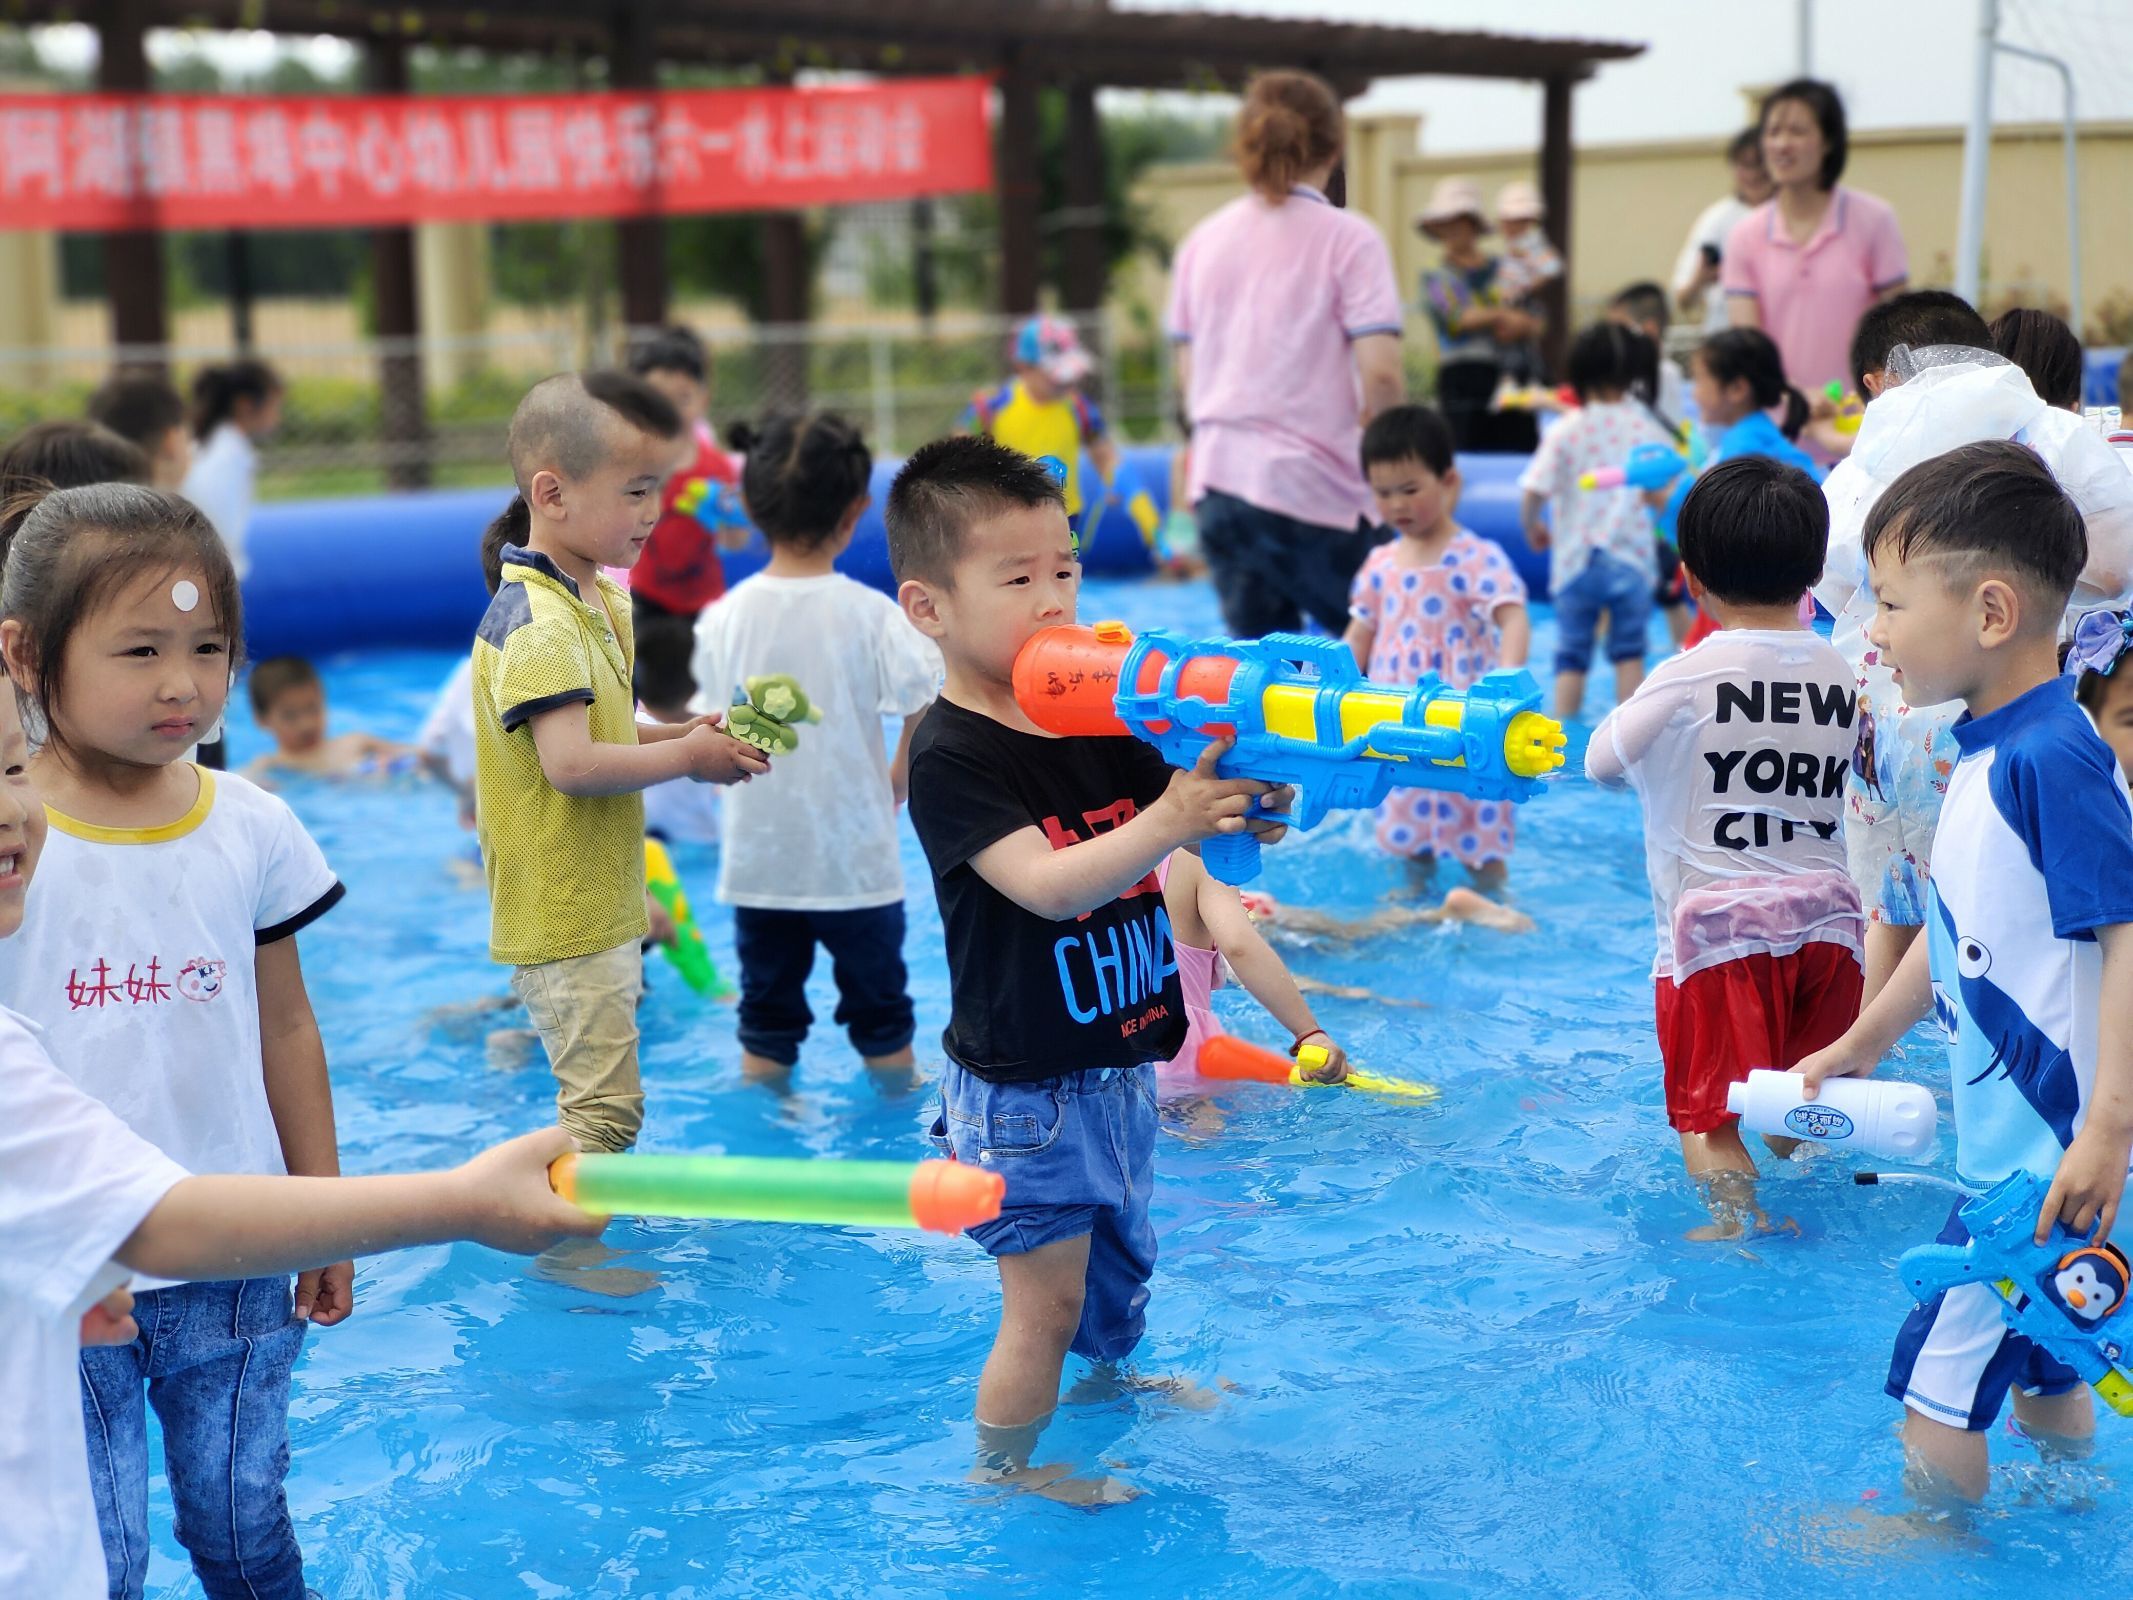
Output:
(1798, 442), (2133, 1504)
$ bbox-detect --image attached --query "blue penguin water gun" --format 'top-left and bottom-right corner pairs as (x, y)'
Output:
(1010, 621), (1566, 886)
(1897, 1169), (2133, 1417)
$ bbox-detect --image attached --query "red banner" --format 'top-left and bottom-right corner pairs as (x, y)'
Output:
(0, 77), (993, 232)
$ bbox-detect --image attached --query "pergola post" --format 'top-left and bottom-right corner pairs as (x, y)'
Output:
(1061, 81), (1106, 389)
(759, 212), (810, 408)
(367, 35), (430, 489)
(611, 0), (669, 338)
(996, 51), (1042, 315)
(96, 0), (167, 369)
(1538, 74), (1576, 383)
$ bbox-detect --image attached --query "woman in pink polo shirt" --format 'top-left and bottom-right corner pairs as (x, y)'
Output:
(1724, 79), (1908, 458)
(1167, 70), (1406, 639)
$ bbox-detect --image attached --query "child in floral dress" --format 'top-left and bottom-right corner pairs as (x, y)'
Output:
(1343, 405), (1532, 890)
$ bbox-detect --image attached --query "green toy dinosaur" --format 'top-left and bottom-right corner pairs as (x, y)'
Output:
(727, 674), (822, 755)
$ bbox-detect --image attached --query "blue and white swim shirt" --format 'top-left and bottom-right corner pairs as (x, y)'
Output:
(1928, 677), (2133, 1189)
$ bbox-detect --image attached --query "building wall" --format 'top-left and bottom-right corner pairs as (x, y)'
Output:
(1126, 115), (2133, 355)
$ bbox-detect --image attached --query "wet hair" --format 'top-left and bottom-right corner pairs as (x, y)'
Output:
(1676, 455), (1828, 606)
(0, 483), (242, 752)
(633, 610), (696, 713)
(86, 373), (189, 455)
(248, 655), (321, 718)
(1861, 439), (2086, 623)
(190, 358), (282, 441)
(627, 325), (709, 387)
(1759, 78), (1848, 190)
(1566, 321), (1647, 406)
(0, 422), (150, 539)
(1233, 71), (1343, 201)
(887, 434), (1065, 590)
(1847, 290), (1990, 395)
(1694, 327), (1810, 440)
(1726, 124), (1763, 166)
(1610, 281), (1670, 336)
(481, 370), (686, 588)
(1989, 308), (2084, 410)
(729, 411), (873, 553)
(1359, 405), (1456, 478)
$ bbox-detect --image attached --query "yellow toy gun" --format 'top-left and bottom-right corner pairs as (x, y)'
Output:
(1197, 1035), (1437, 1101)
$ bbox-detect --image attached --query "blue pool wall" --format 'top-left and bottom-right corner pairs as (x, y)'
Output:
(244, 447), (1546, 660)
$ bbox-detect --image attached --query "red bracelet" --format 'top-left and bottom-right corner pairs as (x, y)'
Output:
(1289, 1030), (1326, 1057)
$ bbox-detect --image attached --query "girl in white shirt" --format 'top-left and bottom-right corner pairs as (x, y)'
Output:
(0, 670), (594, 1600)
(181, 358), (283, 583)
(0, 482), (345, 1600)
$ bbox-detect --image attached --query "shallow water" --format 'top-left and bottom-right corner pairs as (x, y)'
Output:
(133, 578), (2114, 1598)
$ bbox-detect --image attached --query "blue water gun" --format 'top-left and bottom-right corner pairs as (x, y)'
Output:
(674, 476), (752, 539)
(1898, 1169), (2133, 1417)
(1577, 431), (1710, 543)
(1010, 622), (1566, 885)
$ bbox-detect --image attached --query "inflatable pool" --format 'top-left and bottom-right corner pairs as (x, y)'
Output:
(242, 447), (1549, 659)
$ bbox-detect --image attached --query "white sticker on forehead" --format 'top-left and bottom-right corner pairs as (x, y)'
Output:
(170, 579), (200, 613)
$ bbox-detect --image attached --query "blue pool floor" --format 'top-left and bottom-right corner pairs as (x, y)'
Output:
(118, 577), (2120, 1598)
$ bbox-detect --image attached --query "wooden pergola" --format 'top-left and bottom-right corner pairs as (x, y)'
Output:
(32, 0), (1640, 470)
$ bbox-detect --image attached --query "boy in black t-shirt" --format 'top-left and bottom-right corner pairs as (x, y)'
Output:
(890, 436), (1289, 1488)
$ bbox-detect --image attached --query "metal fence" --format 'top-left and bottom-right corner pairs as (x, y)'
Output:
(0, 310), (1179, 501)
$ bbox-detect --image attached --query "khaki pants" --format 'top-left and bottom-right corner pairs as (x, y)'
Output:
(511, 940), (644, 1153)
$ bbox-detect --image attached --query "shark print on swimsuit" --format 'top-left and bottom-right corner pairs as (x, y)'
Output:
(1929, 894), (2079, 1148)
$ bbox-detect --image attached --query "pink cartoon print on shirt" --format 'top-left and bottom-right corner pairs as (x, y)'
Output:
(177, 958), (227, 1003)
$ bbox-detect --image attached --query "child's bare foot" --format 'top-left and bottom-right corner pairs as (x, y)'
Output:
(1803, 1502), (1985, 1560)
(1159, 1093), (1228, 1140)
(967, 1461), (1144, 1506)
(533, 1237), (662, 1298)
(740, 1050), (795, 1091)
(1437, 887), (1534, 933)
(863, 1050), (919, 1096)
(1685, 1169), (1797, 1242)
(1685, 1205), (1800, 1243)
(484, 1026), (539, 1071)
(1063, 1366), (1235, 1411)
(1293, 973), (1429, 1008)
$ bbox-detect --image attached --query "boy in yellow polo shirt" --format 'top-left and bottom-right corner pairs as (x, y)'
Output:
(474, 371), (768, 1152)
(964, 315), (1119, 529)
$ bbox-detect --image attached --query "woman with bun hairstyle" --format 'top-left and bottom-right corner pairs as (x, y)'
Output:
(1165, 69), (1407, 640)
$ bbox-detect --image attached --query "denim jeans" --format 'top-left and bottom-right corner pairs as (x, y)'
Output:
(79, 1277), (309, 1600)
(1552, 550), (1655, 674)
(929, 1062), (1159, 1362)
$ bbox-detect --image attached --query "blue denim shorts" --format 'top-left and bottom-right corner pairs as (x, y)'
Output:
(929, 1061), (1158, 1362)
(1553, 550), (1654, 674)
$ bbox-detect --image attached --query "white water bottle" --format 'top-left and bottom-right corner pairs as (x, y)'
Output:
(1724, 1070), (1937, 1159)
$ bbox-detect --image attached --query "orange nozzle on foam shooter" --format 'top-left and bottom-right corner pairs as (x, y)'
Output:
(908, 1161), (1008, 1234)
(1196, 1035), (1298, 1085)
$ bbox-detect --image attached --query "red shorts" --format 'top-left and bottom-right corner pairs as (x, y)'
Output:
(1653, 943), (1863, 1134)
(1682, 608), (1722, 650)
